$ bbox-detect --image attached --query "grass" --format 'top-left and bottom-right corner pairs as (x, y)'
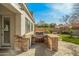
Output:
(60, 34), (79, 45)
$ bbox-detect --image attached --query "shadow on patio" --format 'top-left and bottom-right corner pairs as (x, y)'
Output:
(31, 43), (56, 56)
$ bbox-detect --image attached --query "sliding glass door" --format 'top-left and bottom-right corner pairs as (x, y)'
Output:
(0, 16), (10, 47)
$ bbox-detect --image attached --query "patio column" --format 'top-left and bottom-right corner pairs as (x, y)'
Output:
(15, 14), (21, 36)
(29, 22), (32, 48)
(33, 23), (35, 33)
(20, 14), (26, 36)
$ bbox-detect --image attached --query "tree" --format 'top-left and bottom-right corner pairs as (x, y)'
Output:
(59, 4), (79, 37)
(69, 3), (79, 24)
(61, 3), (79, 25)
(61, 15), (70, 24)
(49, 23), (56, 28)
(69, 15), (79, 24)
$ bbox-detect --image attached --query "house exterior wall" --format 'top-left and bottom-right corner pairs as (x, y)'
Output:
(0, 16), (2, 47)
(11, 3), (35, 36)
(0, 3), (35, 55)
(13, 4), (35, 52)
(15, 14), (21, 36)
(21, 14), (26, 36)
(0, 4), (16, 49)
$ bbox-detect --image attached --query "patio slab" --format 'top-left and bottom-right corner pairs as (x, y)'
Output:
(17, 41), (79, 56)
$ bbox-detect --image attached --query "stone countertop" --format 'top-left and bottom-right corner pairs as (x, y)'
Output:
(47, 34), (59, 38)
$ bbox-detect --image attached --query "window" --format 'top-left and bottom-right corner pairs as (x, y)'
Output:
(25, 18), (30, 33)
(31, 23), (33, 31)
(25, 18), (34, 33)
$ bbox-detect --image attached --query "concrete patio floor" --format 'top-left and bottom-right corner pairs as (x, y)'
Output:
(17, 41), (79, 56)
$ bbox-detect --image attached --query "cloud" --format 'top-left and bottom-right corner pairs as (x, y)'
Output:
(47, 3), (74, 15)
(33, 3), (74, 24)
(35, 3), (74, 19)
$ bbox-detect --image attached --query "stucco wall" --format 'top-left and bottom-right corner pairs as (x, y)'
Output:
(15, 14), (21, 36)
(20, 10), (35, 36)
(0, 4), (35, 52)
(21, 14), (26, 36)
(0, 16), (2, 47)
(0, 4), (16, 48)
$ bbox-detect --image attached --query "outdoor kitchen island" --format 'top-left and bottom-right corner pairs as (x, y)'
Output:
(47, 34), (59, 51)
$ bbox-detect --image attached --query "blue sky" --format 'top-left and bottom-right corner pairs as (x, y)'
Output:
(27, 3), (74, 24)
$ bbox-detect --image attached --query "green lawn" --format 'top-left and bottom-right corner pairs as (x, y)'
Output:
(60, 34), (79, 45)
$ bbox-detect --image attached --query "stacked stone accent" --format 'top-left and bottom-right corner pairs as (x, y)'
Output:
(47, 34), (58, 51)
(14, 35), (30, 53)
